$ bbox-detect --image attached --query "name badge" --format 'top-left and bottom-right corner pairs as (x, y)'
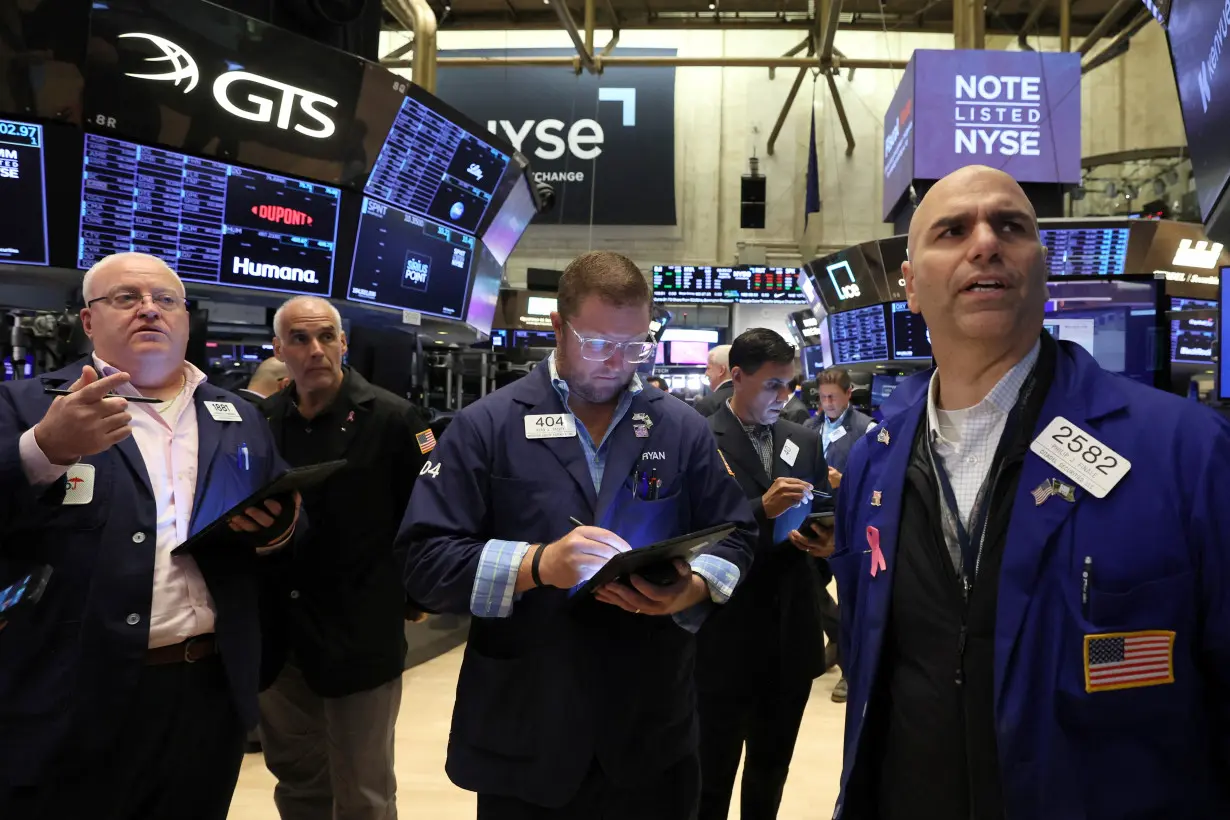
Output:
(1029, 416), (1131, 499)
(524, 413), (577, 439)
(63, 464), (95, 505)
(780, 438), (799, 467)
(828, 426), (847, 443)
(204, 401), (243, 423)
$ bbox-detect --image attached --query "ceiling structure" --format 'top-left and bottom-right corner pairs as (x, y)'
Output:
(398, 0), (1143, 38)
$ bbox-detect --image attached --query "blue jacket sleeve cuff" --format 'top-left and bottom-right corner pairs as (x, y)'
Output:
(671, 554), (742, 633)
(470, 539), (531, 619)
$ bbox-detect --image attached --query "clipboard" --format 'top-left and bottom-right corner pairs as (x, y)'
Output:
(572, 523), (738, 600)
(171, 459), (347, 556)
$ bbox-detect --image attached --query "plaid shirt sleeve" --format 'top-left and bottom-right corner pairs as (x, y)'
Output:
(672, 553), (741, 633)
(470, 539), (531, 618)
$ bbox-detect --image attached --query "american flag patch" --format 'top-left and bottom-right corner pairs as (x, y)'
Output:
(1031, 480), (1054, 506)
(1084, 630), (1175, 693)
(415, 429), (437, 454)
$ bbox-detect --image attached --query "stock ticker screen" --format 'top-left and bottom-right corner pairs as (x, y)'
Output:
(1039, 226), (1131, 277)
(366, 95), (510, 236)
(347, 197), (477, 318)
(79, 134), (340, 296)
(1170, 296), (1217, 364)
(0, 119), (49, 266)
(890, 301), (933, 360)
(829, 304), (890, 365)
(651, 265), (805, 303)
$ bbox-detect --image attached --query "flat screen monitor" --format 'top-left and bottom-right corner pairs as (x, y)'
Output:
(79, 133), (341, 296)
(482, 174), (537, 267)
(1221, 268), (1230, 399)
(829, 304), (890, 365)
(801, 344), (830, 379)
(871, 374), (902, 407)
(0, 119), (50, 266)
(1045, 278), (1159, 385)
(513, 329), (556, 348)
(655, 344), (665, 365)
(346, 197), (477, 319)
(464, 241), (503, 337)
(661, 328), (721, 344)
(668, 341), (710, 366)
(805, 244), (890, 314)
(1039, 224), (1131, 277)
(1169, 296), (1217, 364)
(889, 302), (933, 361)
(652, 265), (805, 304)
(365, 92), (513, 237)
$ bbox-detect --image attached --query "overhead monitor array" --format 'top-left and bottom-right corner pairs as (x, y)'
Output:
(652, 265), (806, 304)
(0, 119), (49, 267)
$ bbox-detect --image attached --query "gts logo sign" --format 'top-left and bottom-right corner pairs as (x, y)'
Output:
(486, 88), (637, 161)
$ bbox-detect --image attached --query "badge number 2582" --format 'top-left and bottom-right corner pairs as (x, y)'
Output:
(1029, 416), (1131, 499)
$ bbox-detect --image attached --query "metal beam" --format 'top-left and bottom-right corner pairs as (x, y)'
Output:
(382, 37), (415, 62)
(1081, 9), (1153, 73)
(399, 55), (909, 70)
(386, 0), (437, 93)
(601, 0), (621, 57)
(584, 0), (596, 56)
(767, 35), (816, 156)
(818, 0), (844, 64)
(547, 0), (598, 74)
(1060, 0), (1071, 50)
(1017, 0), (1049, 37)
(1075, 0), (1138, 55)
(826, 72), (855, 155)
(770, 36), (812, 80)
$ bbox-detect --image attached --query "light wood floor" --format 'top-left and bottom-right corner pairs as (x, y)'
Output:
(229, 645), (846, 820)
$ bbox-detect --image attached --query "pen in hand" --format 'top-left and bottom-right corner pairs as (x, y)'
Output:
(569, 516), (585, 528)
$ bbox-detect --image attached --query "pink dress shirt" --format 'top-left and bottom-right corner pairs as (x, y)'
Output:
(18, 357), (217, 648)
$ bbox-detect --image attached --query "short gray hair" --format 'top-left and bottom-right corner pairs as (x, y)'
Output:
(708, 344), (731, 370)
(81, 252), (184, 303)
(273, 296), (344, 339)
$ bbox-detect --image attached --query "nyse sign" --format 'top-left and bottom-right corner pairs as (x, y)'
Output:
(953, 74), (1043, 157)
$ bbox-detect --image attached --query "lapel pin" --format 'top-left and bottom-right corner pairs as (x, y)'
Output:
(871, 490), (883, 507)
(877, 428), (891, 445)
(1054, 480), (1077, 503)
(634, 424), (649, 438)
(867, 525), (887, 577)
(1031, 479), (1055, 506)
(346, 410), (355, 423)
(633, 412), (653, 430)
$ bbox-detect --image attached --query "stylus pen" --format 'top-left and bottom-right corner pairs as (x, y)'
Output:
(43, 388), (161, 403)
(570, 517), (586, 528)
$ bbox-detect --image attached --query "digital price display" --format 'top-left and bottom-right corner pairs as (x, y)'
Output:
(652, 265), (805, 304)
(1169, 297), (1216, 364)
(79, 134), (340, 296)
(801, 344), (829, 379)
(890, 301), (933, 360)
(1040, 226), (1131, 278)
(829, 304), (889, 365)
(0, 119), (49, 266)
(366, 95), (511, 236)
(347, 197), (477, 318)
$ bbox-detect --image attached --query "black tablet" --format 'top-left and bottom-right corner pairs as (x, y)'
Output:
(171, 459), (347, 556)
(573, 523), (738, 599)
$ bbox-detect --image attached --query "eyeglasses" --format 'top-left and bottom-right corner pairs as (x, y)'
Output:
(86, 288), (187, 313)
(567, 323), (657, 363)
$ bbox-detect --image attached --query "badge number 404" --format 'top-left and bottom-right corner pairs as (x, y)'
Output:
(524, 414), (576, 439)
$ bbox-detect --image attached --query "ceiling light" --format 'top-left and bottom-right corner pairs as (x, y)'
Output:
(434, 339), (444, 344)
(708, 2), (716, 7)
(437, 330), (449, 334)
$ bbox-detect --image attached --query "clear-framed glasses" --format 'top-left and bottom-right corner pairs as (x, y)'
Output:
(567, 323), (657, 363)
(86, 288), (187, 313)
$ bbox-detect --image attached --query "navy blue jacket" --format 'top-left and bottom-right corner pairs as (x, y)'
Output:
(0, 359), (288, 788)
(832, 342), (1230, 819)
(398, 361), (757, 808)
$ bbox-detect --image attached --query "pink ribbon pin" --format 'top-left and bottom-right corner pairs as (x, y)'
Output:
(867, 526), (887, 577)
(346, 411), (355, 423)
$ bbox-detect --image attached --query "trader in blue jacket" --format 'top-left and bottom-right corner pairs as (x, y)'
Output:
(831, 166), (1230, 820)
(399, 250), (757, 819)
(0, 252), (296, 820)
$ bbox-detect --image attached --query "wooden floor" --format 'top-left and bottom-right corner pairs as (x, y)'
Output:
(229, 645), (846, 820)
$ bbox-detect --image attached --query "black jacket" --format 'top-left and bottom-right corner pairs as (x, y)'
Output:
(698, 409), (830, 692)
(693, 380), (734, 418)
(780, 394), (812, 426)
(259, 368), (429, 697)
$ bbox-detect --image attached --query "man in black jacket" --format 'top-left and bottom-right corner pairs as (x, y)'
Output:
(693, 344), (733, 417)
(259, 296), (430, 820)
(698, 328), (834, 820)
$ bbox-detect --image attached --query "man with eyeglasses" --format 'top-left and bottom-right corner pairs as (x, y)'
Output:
(0, 252), (297, 820)
(399, 250), (757, 819)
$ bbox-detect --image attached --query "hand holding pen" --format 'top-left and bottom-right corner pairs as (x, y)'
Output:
(531, 518), (630, 589)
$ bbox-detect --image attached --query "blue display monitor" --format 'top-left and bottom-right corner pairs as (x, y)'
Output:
(1046, 278), (1159, 386)
(0, 119), (49, 266)
(79, 133), (341, 296)
(1220, 269), (1230, 400)
(829, 304), (889, 365)
(889, 301), (932, 361)
(1170, 296), (1217, 365)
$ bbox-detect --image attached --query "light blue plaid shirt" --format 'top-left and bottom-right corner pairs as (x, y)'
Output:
(470, 354), (740, 630)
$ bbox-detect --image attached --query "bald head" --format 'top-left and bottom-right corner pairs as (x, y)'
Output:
(907, 165), (1037, 259)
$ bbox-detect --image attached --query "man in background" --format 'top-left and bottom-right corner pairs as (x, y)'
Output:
(779, 376), (812, 425)
(693, 344), (733, 417)
(259, 295), (431, 820)
(697, 328), (833, 820)
(237, 358), (289, 405)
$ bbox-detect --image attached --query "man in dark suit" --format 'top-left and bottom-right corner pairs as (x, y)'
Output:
(779, 376), (813, 425)
(698, 328), (835, 820)
(693, 344), (733, 417)
(0, 252), (296, 820)
(258, 296), (431, 820)
(237, 357), (289, 405)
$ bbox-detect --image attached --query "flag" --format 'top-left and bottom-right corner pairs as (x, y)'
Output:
(1031, 480), (1054, 506)
(1084, 631), (1175, 693)
(805, 105), (820, 228)
(415, 428), (437, 455)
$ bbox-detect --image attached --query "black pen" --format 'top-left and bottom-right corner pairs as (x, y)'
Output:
(43, 387), (161, 403)
(1081, 556), (1091, 619)
(570, 516), (585, 528)
(649, 468), (659, 500)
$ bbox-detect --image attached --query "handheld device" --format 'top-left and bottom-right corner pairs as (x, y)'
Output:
(804, 511), (835, 527)
(0, 566), (53, 624)
(573, 523), (738, 600)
